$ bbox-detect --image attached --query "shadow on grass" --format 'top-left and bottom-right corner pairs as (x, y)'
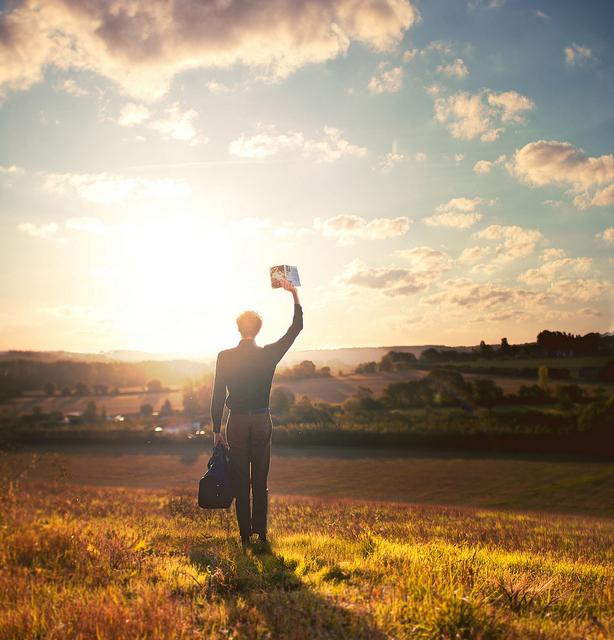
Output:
(190, 539), (387, 640)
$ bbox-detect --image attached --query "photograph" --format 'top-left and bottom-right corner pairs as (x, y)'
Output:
(0, 1), (613, 638)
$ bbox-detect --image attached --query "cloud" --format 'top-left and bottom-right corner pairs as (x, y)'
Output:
(468, 0), (505, 8)
(518, 256), (592, 285)
(0, 0), (419, 100)
(565, 43), (593, 66)
(42, 172), (188, 204)
(229, 126), (367, 162)
(508, 140), (614, 208)
(424, 278), (539, 311)
(596, 227), (614, 246)
(393, 246), (453, 275)
(459, 245), (492, 263)
(437, 58), (468, 78)
(375, 151), (407, 171)
(547, 278), (610, 303)
(339, 259), (429, 296)
(65, 216), (115, 234)
(403, 48), (417, 62)
(315, 214), (410, 244)
(16, 222), (59, 238)
(473, 154), (506, 174)
(369, 64), (404, 94)
(118, 103), (152, 127)
(58, 78), (88, 96)
(542, 248), (566, 261)
(424, 197), (494, 229)
(474, 224), (542, 261)
(117, 102), (202, 144)
(434, 90), (534, 141)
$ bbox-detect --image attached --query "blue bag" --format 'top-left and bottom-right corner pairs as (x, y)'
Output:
(198, 443), (235, 509)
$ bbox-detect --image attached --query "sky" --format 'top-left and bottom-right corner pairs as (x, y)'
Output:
(0, 0), (613, 357)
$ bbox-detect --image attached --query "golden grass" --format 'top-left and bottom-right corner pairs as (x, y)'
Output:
(1, 482), (612, 639)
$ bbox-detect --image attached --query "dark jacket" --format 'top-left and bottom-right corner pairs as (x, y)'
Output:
(210, 304), (303, 432)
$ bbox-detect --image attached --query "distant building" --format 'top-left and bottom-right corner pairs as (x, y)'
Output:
(579, 367), (600, 380)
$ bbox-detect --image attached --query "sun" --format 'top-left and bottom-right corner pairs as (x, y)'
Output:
(106, 216), (247, 355)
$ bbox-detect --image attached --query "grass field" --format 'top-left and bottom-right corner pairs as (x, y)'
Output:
(1, 481), (612, 639)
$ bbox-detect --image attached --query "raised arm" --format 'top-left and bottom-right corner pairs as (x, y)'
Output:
(266, 281), (303, 363)
(210, 352), (227, 434)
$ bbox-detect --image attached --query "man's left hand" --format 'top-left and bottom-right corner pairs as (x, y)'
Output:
(213, 431), (229, 448)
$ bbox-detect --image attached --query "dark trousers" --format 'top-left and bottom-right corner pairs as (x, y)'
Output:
(226, 411), (272, 540)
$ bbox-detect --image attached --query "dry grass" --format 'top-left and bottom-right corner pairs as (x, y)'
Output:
(1, 478), (612, 639)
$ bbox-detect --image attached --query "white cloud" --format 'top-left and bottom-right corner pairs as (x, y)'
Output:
(118, 103), (152, 127)
(376, 151), (407, 171)
(518, 257), (592, 285)
(475, 224), (542, 261)
(315, 214), (410, 244)
(565, 43), (593, 66)
(437, 58), (468, 78)
(117, 102), (202, 144)
(424, 278), (539, 312)
(459, 245), (492, 263)
(454, 153), (465, 163)
(368, 65), (404, 94)
(434, 90), (534, 141)
(414, 152), (427, 162)
(17, 222), (59, 238)
(58, 78), (88, 97)
(542, 248), (566, 261)
(509, 140), (614, 208)
(42, 172), (188, 204)
(393, 246), (453, 274)
(339, 259), (429, 296)
(424, 196), (494, 229)
(0, 0), (419, 100)
(147, 104), (201, 144)
(596, 227), (614, 246)
(65, 217), (115, 234)
(403, 48), (417, 62)
(547, 278), (610, 303)
(229, 126), (367, 162)
(473, 154), (506, 174)
(534, 10), (549, 20)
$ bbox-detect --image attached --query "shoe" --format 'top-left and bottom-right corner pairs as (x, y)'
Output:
(252, 537), (271, 554)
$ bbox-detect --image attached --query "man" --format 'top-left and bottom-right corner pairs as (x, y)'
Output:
(210, 280), (303, 548)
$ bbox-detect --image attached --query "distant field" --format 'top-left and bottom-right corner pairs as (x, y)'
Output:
(4, 366), (610, 417)
(1, 482), (612, 639)
(13, 445), (614, 518)
(432, 356), (610, 375)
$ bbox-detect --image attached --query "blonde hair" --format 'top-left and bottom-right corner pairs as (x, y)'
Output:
(236, 310), (262, 338)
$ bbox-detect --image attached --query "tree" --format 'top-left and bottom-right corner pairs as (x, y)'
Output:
(160, 399), (173, 416)
(140, 403), (154, 417)
(147, 379), (163, 393)
(379, 354), (394, 372)
(75, 382), (90, 396)
(270, 387), (295, 415)
(355, 361), (377, 374)
(319, 366), (331, 378)
(43, 382), (55, 396)
(471, 379), (504, 406)
(61, 386), (71, 397)
(83, 400), (97, 422)
(538, 366), (549, 391)
(500, 337), (511, 356)
(479, 341), (493, 358)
